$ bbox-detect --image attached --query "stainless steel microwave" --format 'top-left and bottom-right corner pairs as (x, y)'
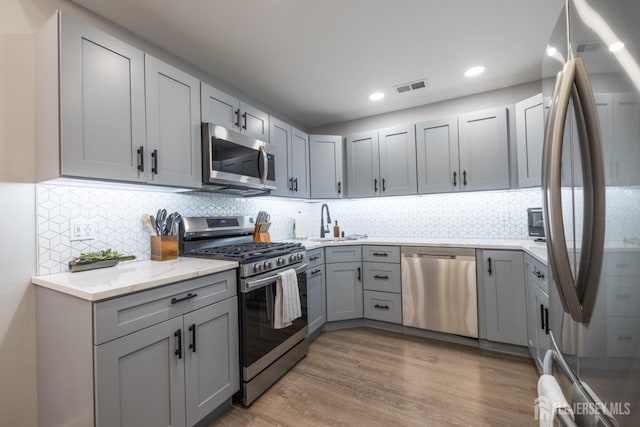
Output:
(201, 123), (276, 195)
(527, 207), (545, 238)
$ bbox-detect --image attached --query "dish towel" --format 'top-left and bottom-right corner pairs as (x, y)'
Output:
(274, 268), (301, 329)
(537, 374), (574, 427)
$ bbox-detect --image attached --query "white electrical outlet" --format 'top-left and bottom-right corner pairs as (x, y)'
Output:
(70, 219), (96, 241)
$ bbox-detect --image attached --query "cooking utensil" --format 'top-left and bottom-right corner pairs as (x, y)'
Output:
(155, 209), (167, 235)
(142, 214), (158, 236)
(165, 212), (181, 236)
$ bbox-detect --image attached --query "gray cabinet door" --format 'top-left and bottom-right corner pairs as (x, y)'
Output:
(269, 117), (292, 197)
(95, 316), (186, 427)
(481, 250), (527, 346)
(200, 82), (240, 132)
(145, 55), (201, 189)
(184, 297), (239, 427)
(309, 135), (344, 199)
(524, 256), (537, 360)
(241, 102), (269, 142)
(326, 261), (363, 321)
(416, 117), (460, 193)
(59, 13), (146, 182)
(516, 94), (544, 188)
(534, 284), (550, 369)
(378, 124), (418, 196)
(345, 131), (380, 198)
(612, 93), (640, 185)
(306, 265), (326, 335)
(290, 127), (310, 198)
(458, 107), (509, 191)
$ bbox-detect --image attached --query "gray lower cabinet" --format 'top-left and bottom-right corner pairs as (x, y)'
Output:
(309, 135), (344, 198)
(524, 254), (550, 370)
(478, 250), (527, 346)
(36, 270), (239, 427)
(306, 248), (326, 336)
(516, 94), (544, 188)
(325, 246), (363, 321)
(362, 246), (402, 324)
(363, 290), (402, 324)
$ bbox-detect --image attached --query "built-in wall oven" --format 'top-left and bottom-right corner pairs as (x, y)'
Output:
(179, 216), (308, 406)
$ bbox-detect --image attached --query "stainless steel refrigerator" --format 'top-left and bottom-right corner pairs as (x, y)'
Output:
(542, 0), (640, 425)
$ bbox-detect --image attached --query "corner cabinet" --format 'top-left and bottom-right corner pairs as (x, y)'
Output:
(309, 135), (344, 198)
(200, 82), (269, 142)
(144, 55), (201, 188)
(516, 94), (544, 188)
(36, 12), (202, 189)
(325, 246), (363, 321)
(269, 117), (310, 198)
(36, 270), (239, 427)
(457, 107), (510, 191)
(477, 250), (527, 346)
(345, 124), (417, 198)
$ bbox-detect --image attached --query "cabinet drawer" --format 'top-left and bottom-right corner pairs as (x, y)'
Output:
(606, 317), (640, 357)
(527, 257), (548, 294)
(363, 290), (402, 324)
(363, 246), (400, 263)
(307, 248), (325, 268)
(363, 262), (401, 293)
(325, 245), (362, 263)
(94, 269), (236, 344)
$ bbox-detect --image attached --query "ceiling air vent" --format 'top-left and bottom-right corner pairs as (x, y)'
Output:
(576, 41), (602, 53)
(394, 78), (428, 94)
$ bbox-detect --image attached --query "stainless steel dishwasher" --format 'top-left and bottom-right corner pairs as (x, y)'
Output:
(401, 247), (478, 338)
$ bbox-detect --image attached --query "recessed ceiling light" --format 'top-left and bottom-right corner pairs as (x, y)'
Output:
(464, 66), (485, 77)
(547, 46), (557, 57)
(369, 92), (384, 101)
(609, 41), (625, 52)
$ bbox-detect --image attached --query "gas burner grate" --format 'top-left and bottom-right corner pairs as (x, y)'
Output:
(186, 241), (303, 262)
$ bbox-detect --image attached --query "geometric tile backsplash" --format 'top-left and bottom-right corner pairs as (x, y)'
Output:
(36, 183), (639, 274)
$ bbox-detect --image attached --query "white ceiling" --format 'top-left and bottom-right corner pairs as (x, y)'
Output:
(72, 0), (563, 129)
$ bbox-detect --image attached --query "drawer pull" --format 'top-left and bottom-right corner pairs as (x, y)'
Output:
(174, 329), (183, 359)
(310, 268), (321, 276)
(374, 304), (390, 310)
(171, 292), (198, 305)
(372, 252), (389, 257)
(309, 255), (321, 261)
(373, 274), (390, 280)
(618, 335), (632, 341)
(189, 324), (197, 353)
(533, 268), (545, 279)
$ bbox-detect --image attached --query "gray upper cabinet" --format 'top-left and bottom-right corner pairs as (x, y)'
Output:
(200, 82), (269, 142)
(516, 94), (544, 188)
(416, 117), (460, 193)
(268, 118), (310, 198)
(479, 250), (527, 346)
(42, 12), (146, 183)
(309, 135), (344, 198)
(458, 107), (510, 191)
(345, 131), (380, 198)
(145, 55), (201, 188)
(290, 128), (311, 198)
(378, 125), (418, 196)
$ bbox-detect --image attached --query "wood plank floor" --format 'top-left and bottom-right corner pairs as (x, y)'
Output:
(211, 327), (539, 426)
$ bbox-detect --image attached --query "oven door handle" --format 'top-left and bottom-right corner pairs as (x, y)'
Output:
(242, 263), (308, 292)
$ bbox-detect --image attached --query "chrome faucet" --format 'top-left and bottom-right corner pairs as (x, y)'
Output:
(320, 203), (332, 238)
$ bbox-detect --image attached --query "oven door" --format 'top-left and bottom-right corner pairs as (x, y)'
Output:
(239, 263), (308, 381)
(202, 123), (276, 190)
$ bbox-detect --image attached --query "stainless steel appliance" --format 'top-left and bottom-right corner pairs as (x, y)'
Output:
(542, 0), (640, 425)
(201, 123), (276, 196)
(401, 247), (478, 338)
(528, 207), (546, 239)
(179, 217), (308, 406)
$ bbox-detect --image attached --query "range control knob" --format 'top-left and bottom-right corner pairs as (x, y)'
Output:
(277, 258), (286, 266)
(296, 253), (304, 261)
(264, 261), (273, 269)
(253, 264), (262, 273)
(289, 255), (296, 262)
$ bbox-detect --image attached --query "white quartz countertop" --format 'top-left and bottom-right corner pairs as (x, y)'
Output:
(32, 258), (239, 302)
(295, 237), (550, 264)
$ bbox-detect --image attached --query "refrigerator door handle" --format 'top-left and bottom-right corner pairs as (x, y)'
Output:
(542, 58), (606, 324)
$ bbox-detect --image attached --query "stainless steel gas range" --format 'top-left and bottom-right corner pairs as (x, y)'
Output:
(179, 216), (308, 406)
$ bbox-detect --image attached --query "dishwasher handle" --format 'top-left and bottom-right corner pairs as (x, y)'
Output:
(402, 253), (457, 260)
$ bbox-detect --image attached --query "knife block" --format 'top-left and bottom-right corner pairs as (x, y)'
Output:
(252, 224), (271, 242)
(151, 235), (178, 261)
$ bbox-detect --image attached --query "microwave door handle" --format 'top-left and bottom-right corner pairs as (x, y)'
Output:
(543, 59), (584, 322)
(242, 263), (308, 292)
(259, 146), (268, 184)
(572, 58), (606, 323)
